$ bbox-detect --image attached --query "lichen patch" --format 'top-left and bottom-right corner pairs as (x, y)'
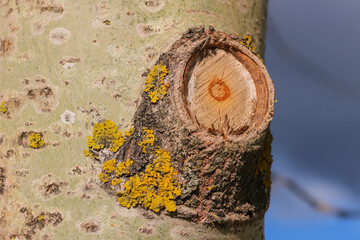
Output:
(49, 27), (70, 45)
(29, 132), (45, 149)
(144, 62), (169, 103)
(84, 120), (125, 159)
(0, 101), (7, 114)
(17, 130), (46, 148)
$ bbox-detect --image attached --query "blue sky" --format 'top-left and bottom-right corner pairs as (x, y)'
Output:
(264, 0), (360, 239)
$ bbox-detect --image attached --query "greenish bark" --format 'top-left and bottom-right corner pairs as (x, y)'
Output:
(0, 0), (269, 239)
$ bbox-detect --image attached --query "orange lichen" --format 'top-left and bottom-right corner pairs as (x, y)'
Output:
(144, 62), (169, 103)
(29, 132), (45, 149)
(84, 120), (125, 159)
(0, 101), (7, 113)
(138, 127), (155, 153)
(117, 148), (181, 213)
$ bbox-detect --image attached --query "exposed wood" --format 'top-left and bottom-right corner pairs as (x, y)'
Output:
(187, 48), (257, 136)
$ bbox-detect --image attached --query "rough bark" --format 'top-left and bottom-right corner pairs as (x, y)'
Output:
(0, 0), (271, 239)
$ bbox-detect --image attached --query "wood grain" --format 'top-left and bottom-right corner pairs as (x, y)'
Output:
(187, 48), (257, 135)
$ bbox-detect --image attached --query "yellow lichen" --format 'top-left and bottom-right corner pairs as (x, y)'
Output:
(138, 127), (155, 153)
(117, 148), (181, 213)
(29, 132), (45, 149)
(112, 178), (122, 186)
(124, 127), (134, 137)
(103, 19), (111, 25)
(101, 158), (133, 185)
(86, 123), (181, 213)
(103, 158), (133, 176)
(83, 149), (93, 158)
(116, 158), (133, 176)
(240, 35), (264, 63)
(103, 159), (118, 173)
(240, 35), (256, 51)
(144, 62), (169, 103)
(98, 172), (110, 183)
(37, 215), (44, 221)
(255, 132), (273, 188)
(0, 101), (7, 113)
(85, 120), (125, 159)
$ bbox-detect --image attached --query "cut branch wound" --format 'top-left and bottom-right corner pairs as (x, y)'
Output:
(84, 27), (274, 230)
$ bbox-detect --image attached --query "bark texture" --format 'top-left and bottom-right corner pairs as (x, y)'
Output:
(0, 0), (270, 239)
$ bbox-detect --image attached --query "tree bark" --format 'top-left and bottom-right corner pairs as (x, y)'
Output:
(0, 0), (272, 239)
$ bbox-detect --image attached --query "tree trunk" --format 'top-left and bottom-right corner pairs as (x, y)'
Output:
(0, 1), (273, 239)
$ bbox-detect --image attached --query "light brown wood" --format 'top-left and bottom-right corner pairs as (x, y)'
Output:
(187, 48), (257, 135)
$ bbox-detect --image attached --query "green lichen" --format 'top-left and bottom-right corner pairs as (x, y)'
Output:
(255, 132), (273, 188)
(0, 101), (7, 113)
(84, 120), (125, 159)
(144, 62), (169, 103)
(117, 148), (181, 213)
(29, 132), (45, 149)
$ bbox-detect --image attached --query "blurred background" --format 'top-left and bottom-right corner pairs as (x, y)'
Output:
(264, 0), (360, 239)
